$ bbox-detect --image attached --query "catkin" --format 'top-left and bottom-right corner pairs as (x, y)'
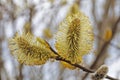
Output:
(55, 10), (94, 69)
(91, 65), (108, 80)
(9, 32), (56, 65)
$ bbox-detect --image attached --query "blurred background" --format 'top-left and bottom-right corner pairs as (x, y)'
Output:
(0, 0), (120, 80)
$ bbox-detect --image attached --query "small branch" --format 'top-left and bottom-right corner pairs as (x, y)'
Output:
(49, 47), (119, 80)
(55, 55), (119, 80)
(82, 16), (120, 79)
(95, 34), (120, 50)
(93, 16), (120, 68)
(55, 56), (94, 73)
(106, 75), (119, 80)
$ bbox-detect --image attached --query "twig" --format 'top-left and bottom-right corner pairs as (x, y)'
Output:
(95, 35), (120, 50)
(55, 56), (94, 73)
(92, 0), (97, 24)
(56, 57), (119, 80)
(92, 16), (120, 70)
(82, 16), (120, 79)
(49, 46), (119, 80)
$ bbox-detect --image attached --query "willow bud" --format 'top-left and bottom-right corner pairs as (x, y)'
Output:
(91, 65), (108, 80)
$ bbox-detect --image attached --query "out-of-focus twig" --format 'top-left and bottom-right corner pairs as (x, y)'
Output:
(101, 0), (111, 21)
(75, 0), (81, 5)
(16, 64), (23, 80)
(95, 34), (120, 50)
(82, 16), (120, 79)
(92, 0), (97, 24)
(82, 0), (118, 79)
(0, 24), (9, 80)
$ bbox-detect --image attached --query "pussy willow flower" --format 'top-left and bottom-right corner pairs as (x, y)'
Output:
(55, 10), (94, 69)
(91, 65), (108, 80)
(9, 32), (56, 65)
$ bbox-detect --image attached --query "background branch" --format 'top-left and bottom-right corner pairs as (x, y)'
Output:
(82, 16), (120, 79)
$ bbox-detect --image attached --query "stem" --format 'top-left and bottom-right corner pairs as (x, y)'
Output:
(49, 47), (119, 80)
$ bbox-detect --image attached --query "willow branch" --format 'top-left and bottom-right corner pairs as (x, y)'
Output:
(95, 34), (120, 50)
(91, 16), (120, 69)
(82, 16), (120, 80)
(49, 46), (119, 80)
(55, 56), (94, 73)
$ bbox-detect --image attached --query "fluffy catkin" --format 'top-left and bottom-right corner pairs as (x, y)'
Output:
(55, 10), (94, 69)
(91, 65), (108, 80)
(8, 32), (56, 65)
